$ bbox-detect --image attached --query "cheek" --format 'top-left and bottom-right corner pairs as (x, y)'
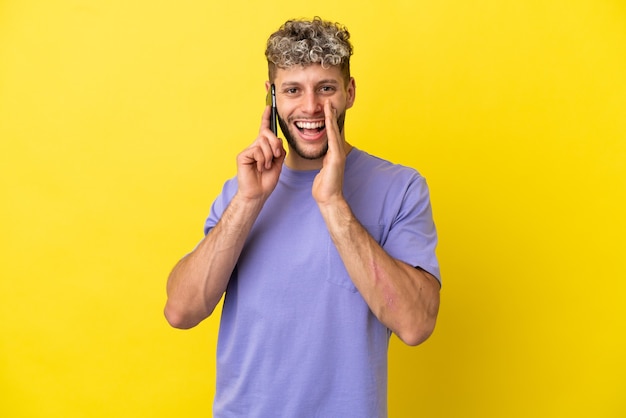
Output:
(331, 99), (349, 116)
(276, 103), (292, 122)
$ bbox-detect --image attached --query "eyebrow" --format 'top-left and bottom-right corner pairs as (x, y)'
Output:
(279, 79), (341, 88)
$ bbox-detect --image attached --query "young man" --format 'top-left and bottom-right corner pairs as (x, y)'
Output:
(165, 17), (441, 417)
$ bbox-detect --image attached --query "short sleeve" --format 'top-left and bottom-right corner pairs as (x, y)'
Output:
(203, 177), (238, 236)
(383, 175), (441, 284)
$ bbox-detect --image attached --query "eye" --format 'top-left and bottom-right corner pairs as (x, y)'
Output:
(320, 85), (336, 93)
(284, 87), (299, 95)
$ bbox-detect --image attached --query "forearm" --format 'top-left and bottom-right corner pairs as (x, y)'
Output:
(319, 199), (440, 346)
(164, 193), (264, 329)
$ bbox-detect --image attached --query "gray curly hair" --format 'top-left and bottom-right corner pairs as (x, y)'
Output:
(265, 17), (353, 83)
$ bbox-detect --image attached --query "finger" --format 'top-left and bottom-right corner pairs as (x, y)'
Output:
(245, 139), (273, 172)
(259, 105), (271, 133)
(244, 144), (268, 172)
(324, 100), (341, 154)
(259, 105), (283, 158)
(242, 135), (273, 170)
(258, 137), (277, 170)
(247, 147), (263, 172)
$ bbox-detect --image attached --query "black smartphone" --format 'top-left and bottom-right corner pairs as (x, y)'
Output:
(266, 83), (278, 136)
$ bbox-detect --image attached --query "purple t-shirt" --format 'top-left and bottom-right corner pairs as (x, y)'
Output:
(204, 148), (440, 417)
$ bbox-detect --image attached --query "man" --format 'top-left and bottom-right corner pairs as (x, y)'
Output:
(165, 17), (441, 417)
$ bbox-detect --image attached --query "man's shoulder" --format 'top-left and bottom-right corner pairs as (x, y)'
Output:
(348, 148), (421, 180)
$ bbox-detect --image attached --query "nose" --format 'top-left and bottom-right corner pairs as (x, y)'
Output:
(301, 90), (323, 115)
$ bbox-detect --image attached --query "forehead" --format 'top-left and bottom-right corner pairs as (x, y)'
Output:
(274, 64), (344, 87)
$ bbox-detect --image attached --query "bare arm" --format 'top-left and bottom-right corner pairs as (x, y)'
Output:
(318, 200), (440, 345)
(164, 195), (265, 329)
(164, 106), (285, 329)
(313, 101), (440, 345)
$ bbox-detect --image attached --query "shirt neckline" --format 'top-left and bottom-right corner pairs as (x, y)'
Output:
(280, 147), (360, 184)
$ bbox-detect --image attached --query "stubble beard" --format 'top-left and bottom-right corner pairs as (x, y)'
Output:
(277, 111), (346, 161)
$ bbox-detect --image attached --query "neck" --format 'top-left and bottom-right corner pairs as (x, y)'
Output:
(285, 142), (353, 171)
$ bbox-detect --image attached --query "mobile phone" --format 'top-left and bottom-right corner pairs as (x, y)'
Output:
(266, 83), (278, 136)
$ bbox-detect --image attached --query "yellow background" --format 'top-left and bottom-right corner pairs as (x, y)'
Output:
(1, 0), (625, 417)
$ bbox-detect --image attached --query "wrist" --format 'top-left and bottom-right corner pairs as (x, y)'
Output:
(232, 191), (266, 214)
(318, 196), (352, 226)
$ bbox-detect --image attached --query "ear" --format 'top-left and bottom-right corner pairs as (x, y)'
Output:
(345, 77), (356, 110)
(265, 81), (271, 92)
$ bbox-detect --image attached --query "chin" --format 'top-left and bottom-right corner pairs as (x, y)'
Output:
(294, 139), (329, 160)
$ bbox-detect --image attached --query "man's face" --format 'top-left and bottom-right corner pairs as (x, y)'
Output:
(269, 64), (355, 169)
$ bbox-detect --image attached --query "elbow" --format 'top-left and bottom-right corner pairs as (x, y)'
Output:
(394, 298), (440, 346)
(396, 319), (437, 346)
(164, 289), (221, 329)
(397, 276), (440, 346)
(164, 301), (204, 330)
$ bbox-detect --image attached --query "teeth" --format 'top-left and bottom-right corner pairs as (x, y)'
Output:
(296, 121), (325, 130)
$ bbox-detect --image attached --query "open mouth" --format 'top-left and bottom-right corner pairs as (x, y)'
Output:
(295, 120), (325, 133)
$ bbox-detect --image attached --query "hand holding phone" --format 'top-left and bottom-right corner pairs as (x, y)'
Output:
(266, 84), (278, 136)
